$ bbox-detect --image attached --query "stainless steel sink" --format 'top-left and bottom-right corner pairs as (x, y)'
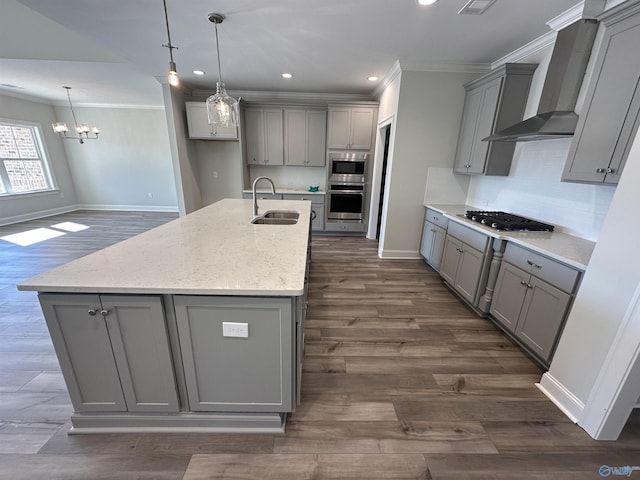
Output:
(251, 211), (299, 225)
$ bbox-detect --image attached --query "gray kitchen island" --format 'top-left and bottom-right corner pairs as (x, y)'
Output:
(17, 198), (312, 434)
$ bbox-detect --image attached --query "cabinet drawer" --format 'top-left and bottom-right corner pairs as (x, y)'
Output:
(447, 221), (490, 253)
(503, 243), (580, 293)
(424, 208), (448, 229)
(282, 193), (325, 204)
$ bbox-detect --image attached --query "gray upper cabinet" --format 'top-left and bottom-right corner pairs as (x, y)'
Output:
(39, 293), (178, 413)
(454, 63), (537, 175)
(174, 295), (294, 413)
(284, 109), (327, 166)
(327, 105), (376, 150)
(185, 102), (238, 140)
(489, 243), (581, 365)
(562, 2), (640, 185)
(244, 108), (284, 165)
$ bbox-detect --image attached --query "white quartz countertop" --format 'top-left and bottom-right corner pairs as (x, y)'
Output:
(18, 199), (312, 296)
(243, 188), (325, 196)
(426, 204), (596, 270)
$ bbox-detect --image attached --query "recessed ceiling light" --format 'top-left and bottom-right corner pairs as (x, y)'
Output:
(193, 70), (205, 75)
(282, 73), (293, 79)
(368, 76), (379, 82)
(417, 0), (438, 5)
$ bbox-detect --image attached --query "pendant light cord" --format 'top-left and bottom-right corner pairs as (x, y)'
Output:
(162, 0), (176, 64)
(214, 21), (224, 85)
(65, 87), (81, 130)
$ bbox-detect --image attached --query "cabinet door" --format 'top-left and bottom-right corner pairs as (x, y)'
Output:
(489, 263), (529, 333)
(284, 109), (307, 165)
(563, 16), (640, 184)
(420, 221), (446, 271)
(245, 108), (265, 165)
(454, 243), (485, 304)
(454, 87), (483, 173)
(349, 108), (375, 150)
(311, 203), (324, 231)
(516, 276), (571, 361)
(327, 108), (351, 149)
(186, 102), (238, 140)
(306, 110), (327, 166)
(174, 296), (294, 412)
(468, 78), (502, 174)
(430, 226), (447, 272)
(39, 293), (127, 413)
(101, 296), (179, 413)
(439, 235), (462, 285)
(264, 109), (284, 165)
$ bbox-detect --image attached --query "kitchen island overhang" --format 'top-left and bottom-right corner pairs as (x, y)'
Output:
(18, 199), (312, 434)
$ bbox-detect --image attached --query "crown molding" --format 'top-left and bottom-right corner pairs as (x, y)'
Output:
(189, 89), (374, 105)
(372, 61), (402, 99)
(0, 88), (52, 105)
(397, 61), (490, 74)
(491, 29), (557, 68)
(547, 1), (584, 30)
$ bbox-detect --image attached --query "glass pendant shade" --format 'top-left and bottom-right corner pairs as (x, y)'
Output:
(206, 82), (239, 127)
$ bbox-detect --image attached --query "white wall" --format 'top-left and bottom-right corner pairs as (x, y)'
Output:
(196, 140), (244, 205)
(379, 69), (477, 257)
(466, 44), (615, 241)
(59, 105), (177, 211)
(0, 93), (78, 224)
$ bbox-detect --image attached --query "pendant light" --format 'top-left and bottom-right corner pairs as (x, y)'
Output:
(52, 86), (99, 144)
(162, 0), (179, 87)
(206, 13), (239, 128)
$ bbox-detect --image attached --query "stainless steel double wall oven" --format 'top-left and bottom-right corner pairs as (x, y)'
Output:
(326, 152), (368, 229)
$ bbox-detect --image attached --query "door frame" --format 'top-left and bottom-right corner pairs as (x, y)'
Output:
(367, 114), (395, 245)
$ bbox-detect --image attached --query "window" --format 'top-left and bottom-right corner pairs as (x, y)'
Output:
(0, 122), (54, 195)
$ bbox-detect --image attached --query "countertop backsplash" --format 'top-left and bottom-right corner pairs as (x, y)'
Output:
(248, 165), (326, 192)
(466, 139), (615, 242)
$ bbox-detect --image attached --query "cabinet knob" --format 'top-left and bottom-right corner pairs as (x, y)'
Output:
(87, 309), (97, 316)
(100, 309), (110, 317)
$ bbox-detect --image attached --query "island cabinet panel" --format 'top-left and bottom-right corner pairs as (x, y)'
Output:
(174, 296), (294, 413)
(39, 294), (178, 413)
(562, 3), (640, 185)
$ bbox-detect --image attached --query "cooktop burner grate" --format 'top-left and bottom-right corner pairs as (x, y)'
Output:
(464, 211), (554, 232)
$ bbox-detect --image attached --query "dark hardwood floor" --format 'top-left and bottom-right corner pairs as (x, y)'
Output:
(0, 211), (638, 479)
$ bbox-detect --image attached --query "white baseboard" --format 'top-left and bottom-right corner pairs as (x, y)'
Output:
(0, 205), (78, 227)
(536, 373), (585, 423)
(76, 204), (179, 213)
(378, 249), (423, 259)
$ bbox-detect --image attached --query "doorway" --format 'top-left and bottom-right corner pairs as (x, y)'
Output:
(375, 124), (391, 240)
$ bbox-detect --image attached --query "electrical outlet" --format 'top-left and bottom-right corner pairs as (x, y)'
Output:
(148, 192), (153, 198)
(213, 171), (218, 178)
(222, 322), (249, 338)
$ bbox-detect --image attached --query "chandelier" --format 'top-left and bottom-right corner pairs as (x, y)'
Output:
(51, 86), (99, 144)
(162, 0), (179, 87)
(206, 13), (239, 128)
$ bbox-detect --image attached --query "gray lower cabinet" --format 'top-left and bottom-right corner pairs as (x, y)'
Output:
(173, 296), (295, 413)
(439, 222), (491, 306)
(420, 208), (448, 272)
(489, 243), (580, 365)
(562, 1), (640, 185)
(282, 193), (325, 232)
(453, 63), (537, 175)
(39, 293), (179, 413)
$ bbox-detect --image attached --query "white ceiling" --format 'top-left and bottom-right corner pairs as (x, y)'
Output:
(0, 0), (580, 107)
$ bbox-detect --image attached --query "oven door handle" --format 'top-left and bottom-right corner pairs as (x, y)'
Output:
(328, 190), (365, 195)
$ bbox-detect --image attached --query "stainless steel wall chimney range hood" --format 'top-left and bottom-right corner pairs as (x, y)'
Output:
(484, 19), (599, 142)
